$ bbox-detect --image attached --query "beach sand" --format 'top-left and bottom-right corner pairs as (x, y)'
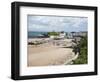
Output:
(27, 40), (76, 66)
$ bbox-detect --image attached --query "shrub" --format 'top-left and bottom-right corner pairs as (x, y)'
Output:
(73, 36), (88, 64)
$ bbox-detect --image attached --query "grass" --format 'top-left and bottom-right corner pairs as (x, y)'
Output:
(48, 32), (59, 36)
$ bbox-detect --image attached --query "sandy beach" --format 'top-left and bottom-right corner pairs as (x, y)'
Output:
(28, 38), (77, 66)
(27, 16), (87, 66)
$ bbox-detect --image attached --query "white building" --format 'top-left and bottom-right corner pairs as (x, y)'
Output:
(49, 32), (66, 39)
(59, 32), (66, 38)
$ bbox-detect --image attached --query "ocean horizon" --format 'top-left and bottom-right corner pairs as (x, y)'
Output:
(28, 31), (48, 38)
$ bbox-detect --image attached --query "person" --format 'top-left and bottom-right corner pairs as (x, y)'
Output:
(73, 46), (80, 55)
(77, 46), (80, 55)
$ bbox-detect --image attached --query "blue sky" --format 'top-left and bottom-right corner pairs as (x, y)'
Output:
(28, 15), (88, 32)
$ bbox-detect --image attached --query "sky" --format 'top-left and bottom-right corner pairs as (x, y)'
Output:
(28, 15), (88, 32)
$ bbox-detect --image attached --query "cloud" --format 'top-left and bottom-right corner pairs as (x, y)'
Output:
(28, 15), (88, 32)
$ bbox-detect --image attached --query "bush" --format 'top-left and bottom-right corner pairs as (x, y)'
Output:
(73, 36), (88, 64)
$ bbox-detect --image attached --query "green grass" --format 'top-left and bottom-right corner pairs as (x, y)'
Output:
(48, 32), (59, 36)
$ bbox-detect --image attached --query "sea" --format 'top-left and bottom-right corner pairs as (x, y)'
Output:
(28, 31), (48, 38)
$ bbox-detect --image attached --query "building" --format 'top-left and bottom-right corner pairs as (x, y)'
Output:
(50, 31), (66, 39)
(72, 31), (87, 37)
(67, 31), (87, 42)
(59, 31), (66, 39)
(74, 32), (87, 42)
(67, 32), (73, 39)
